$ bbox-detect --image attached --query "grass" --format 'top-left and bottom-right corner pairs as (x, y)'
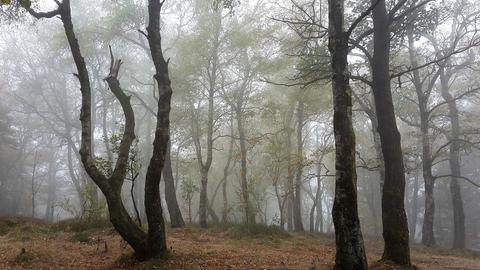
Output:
(217, 223), (290, 239)
(411, 243), (480, 259)
(52, 217), (112, 232)
(0, 216), (53, 240)
(70, 231), (90, 243)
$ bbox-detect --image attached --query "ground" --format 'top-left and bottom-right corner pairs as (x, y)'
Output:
(0, 216), (479, 270)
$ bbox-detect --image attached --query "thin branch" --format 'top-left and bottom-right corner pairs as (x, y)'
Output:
(347, 0), (380, 37)
(434, 174), (480, 188)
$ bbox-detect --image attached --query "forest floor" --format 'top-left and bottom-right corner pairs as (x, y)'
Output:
(0, 216), (479, 270)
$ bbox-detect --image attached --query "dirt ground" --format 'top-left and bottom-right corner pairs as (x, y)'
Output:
(0, 216), (479, 270)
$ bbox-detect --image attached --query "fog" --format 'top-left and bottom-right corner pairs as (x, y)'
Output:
(1, 0), (480, 265)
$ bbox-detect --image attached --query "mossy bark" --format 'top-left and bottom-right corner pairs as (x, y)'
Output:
(328, 0), (368, 268)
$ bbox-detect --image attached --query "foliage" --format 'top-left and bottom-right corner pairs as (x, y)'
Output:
(180, 177), (199, 204)
(96, 126), (142, 181)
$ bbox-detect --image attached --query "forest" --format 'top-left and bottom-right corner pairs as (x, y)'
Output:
(0, 0), (480, 269)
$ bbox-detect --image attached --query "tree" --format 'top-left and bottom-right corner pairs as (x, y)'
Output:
(180, 176), (199, 224)
(427, 4), (479, 248)
(184, 1), (224, 228)
(405, 27), (438, 246)
(327, 0), (369, 268)
(368, 0), (419, 265)
(19, 0), (172, 260)
(163, 140), (186, 228)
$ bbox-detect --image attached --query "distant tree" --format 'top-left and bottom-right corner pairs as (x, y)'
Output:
(180, 177), (199, 224)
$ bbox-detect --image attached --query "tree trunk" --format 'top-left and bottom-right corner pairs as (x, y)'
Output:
(193, 83), (214, 229)
(207, 204), (220, 224)
(293, 100), (304, 231)
(163, 140), (185, 228)
(439, 67), (466, 249)
(130, 178), (142, 227)
(422, 178), (435, 246)
(199, 169), (209, 227)
(410, 173), (419, 242)
(315, 195), (323, 233)
(407, 31), (436, 247)
(222, 122), (235, 223)
(45, 150), (56, 222)
(371, 0), (411, 266)
(328, 0), (367, 268)
(31, 151), (38, 219)
(286, 127), (294, 231)
(274, 180), (285, 230)
(236, 107), (255, 225)
(144, 0), (172, 257)
(222, 176), (228, 223)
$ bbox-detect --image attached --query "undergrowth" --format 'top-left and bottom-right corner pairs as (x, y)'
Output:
(52, 217), (111, 232)
(209, 223), (290, 239)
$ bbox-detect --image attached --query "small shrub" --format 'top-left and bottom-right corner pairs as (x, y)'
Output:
(112, 254), (138, 268)
(71, 231), (90, 243)
(53, 217), (111, 232)
(14, 248), (33, 263)
(0, 225), (9, 236)
(226, 223), (290, 239)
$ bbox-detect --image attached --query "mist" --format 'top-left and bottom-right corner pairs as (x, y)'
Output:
(1, 0), (480, 269)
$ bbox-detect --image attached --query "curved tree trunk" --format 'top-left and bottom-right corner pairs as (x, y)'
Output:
(144, 0), (172, 257)
(23, 0), (171, 261)
(163, 140), (185, 228)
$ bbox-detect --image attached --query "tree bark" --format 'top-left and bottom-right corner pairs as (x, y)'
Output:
(236, 106), (255, 225)
(31, 151), (38, 219)
(371, 0), (411, 266)
(45, 149), (56, 222)
(222, 130), (234, 223)
(328, 0), (368, 268)
(407, 31), (436, 246)
(199, 168), (209, 227)
(286, 127), (294, 231)
(293, 100), (304, 231)
(144, 0), (172, 257)
(163, 140), (185, 228)
(439, 67), (466, 249)
(410, 172), (419, 242)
